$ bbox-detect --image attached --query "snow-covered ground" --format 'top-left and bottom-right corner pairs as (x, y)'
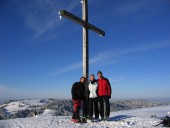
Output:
(0, 99), (48, 114)
(0, 105), (170, 128)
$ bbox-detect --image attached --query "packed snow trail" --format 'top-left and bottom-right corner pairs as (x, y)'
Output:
(0, 105), (170, 128)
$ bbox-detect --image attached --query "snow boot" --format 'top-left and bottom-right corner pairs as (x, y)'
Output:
(71, 118), (81, 123)
(80, 117), (87, 123)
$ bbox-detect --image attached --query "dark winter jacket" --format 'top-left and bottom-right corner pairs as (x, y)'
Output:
(97, 77), (112, 97)
(71, 82), (86, 100)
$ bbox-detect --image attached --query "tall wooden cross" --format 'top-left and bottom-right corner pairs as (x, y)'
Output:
(59, 0), (105, 116)
(59, 0), (105, 80)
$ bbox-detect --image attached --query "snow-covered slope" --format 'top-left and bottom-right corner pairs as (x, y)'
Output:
(0, 105), (170, 128)
(0, 99), (48, 114)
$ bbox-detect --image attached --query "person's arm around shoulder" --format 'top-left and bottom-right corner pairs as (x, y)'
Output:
(88, 81), (91, 97)
(71, 82), (78, 100)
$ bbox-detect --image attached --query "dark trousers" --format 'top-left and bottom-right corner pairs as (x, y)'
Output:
(88, 97), (99, 118)
(72, 100), (81, 119)
(98, 96), (110, 118)
(83, 99), (88, 118)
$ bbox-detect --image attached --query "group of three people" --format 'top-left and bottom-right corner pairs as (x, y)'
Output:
(71, 71), (112, 123)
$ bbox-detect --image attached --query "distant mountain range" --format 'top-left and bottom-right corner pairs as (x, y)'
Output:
(0, 98), (169, 120)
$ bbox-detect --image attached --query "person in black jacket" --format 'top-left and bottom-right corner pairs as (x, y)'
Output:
(71, 76), (86, 123)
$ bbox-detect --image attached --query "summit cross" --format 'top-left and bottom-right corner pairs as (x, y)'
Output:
(59, 0), (105, 116)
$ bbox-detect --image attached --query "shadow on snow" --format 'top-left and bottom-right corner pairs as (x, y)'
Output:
(109, 115), (134, 122)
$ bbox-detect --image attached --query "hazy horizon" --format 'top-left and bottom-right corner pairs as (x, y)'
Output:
(1, 96), (170, 105)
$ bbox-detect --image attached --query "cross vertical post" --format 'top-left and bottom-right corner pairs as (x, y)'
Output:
(82, 0), (88, 82)
(82, 0), (89, 117)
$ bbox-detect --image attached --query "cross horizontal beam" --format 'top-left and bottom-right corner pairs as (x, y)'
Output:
(60, 10), (105, 36)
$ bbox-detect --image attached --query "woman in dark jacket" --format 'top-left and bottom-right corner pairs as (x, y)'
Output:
(71, 76), (86, 123)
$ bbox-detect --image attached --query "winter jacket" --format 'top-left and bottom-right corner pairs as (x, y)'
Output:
(88, 79), (98, 98)
(71, 82), (85, 100)
(97, 77), (112, 97)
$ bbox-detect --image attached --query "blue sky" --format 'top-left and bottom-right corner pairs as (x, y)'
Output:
(0, 0), (170, 101)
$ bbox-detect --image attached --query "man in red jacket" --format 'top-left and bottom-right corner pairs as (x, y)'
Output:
(97, 71), (112, 121)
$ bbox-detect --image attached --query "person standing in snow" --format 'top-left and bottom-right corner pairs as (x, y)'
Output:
(97, 71), (112, 121)
(87, 74), (99, 120)
(71, 76), (86, 123)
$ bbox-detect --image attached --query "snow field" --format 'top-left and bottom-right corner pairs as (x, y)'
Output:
(1, 105), (170, 128)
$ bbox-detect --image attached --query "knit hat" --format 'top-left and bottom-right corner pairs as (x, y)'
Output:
(97, 71), (102, 75)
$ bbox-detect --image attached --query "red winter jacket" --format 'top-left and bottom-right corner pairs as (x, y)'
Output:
(97, 77), (111, 97)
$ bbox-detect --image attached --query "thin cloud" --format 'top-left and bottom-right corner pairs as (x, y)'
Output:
(113, 0), (165, 15)
(93, 40), (170, 66)
(96, 60), (117, 67)
(49, 51), (113, 75)
(96, 0), (167, 24)
(114, 1), (150, 14)
(89, 51), (113, 64)
(110, 40), (170, 57)
(49, 62), (82, 75)
(132, 75), (170, 83)
(50, 40), (170, 75)
(12, 0), (79, 40)
(109, 75), (127, 83)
